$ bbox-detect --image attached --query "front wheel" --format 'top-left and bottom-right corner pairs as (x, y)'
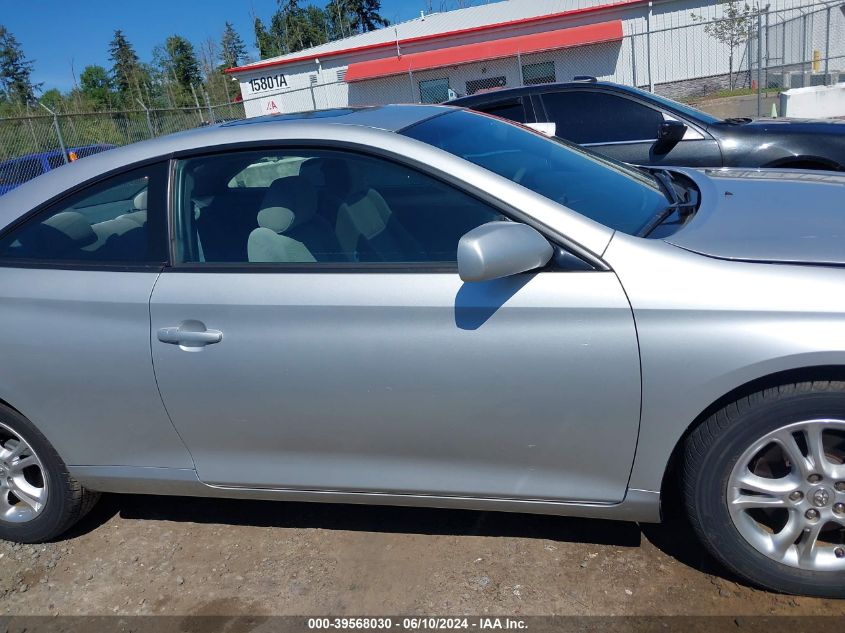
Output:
(684, 381), (845, 597)
(0, 403), (99, 543)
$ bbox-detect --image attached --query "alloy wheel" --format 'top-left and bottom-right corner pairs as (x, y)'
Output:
(0, 421), (48, 523)
(727, 419), (845, 571)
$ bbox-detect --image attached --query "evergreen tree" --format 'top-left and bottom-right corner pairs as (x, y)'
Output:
(0, 25), (40, 106)
(254, 16), (281, 58)
(164, 35), (202, 104)
(220, 22), (248, 69)
(349, 0), (389, 33)
(108, 29), (146, 105)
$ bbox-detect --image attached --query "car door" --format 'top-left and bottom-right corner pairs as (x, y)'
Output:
(538, 89), (722, 166)
(150, 146), (641, 504)
(0, 163), (193, 471)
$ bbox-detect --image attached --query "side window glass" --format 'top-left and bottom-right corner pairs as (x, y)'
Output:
(176, 150), (506, 265)
(478, 99), (527, 124)
(0, 163), (168, 264)
(541, 91), (664, 144)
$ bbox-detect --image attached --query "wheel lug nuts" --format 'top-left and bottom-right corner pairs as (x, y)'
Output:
(789, 491), (804, 502)
(805, 509), (820, 521)
(808, 474), (823, 484)
(836, 482), (845, 492)
(835, 503), (845, 515)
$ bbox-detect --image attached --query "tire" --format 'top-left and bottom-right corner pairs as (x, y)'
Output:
(0, 403), (99, 543)
(683, 381), (845, 597)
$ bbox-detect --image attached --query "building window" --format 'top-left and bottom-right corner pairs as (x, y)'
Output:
(465, 76), (506, 96)
(522, 61), (556, 86)
(419, 78), (450, 104)
(336, 68), (347, 82)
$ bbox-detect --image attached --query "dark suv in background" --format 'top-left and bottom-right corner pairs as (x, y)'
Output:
(448, 80), (845, 171)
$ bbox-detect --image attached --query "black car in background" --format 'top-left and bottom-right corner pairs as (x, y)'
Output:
(448, 80), (845, 171)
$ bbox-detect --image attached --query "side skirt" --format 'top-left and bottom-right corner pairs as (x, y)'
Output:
(69, 465), (662, 523)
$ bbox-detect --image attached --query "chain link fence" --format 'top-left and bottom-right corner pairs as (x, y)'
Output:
(2, 0), (843, 195)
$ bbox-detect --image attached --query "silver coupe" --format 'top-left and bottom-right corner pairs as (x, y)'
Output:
(0, 105), (843, 597)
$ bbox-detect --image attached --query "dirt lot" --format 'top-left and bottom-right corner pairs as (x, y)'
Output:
(0, 494), (843, 618)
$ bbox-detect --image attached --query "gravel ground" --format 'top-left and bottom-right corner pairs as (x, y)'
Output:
(0, 493), (843, 617)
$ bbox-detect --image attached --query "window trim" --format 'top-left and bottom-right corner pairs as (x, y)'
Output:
(0, 160), (171, 272)
(165, 142), (602, 274)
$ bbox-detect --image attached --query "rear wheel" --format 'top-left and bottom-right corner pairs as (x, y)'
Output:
(0, 404), (99, 543)
(684, 382), (845, 597)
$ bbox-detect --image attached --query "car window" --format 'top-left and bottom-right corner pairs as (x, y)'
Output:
(0, 163), (168, 265)
(475, 99), (527, 124)
(228, 155), (309, 188)
(0, 158), (44, 186)
(402, 109), (669, 235)
(540, 90), (664, 144)
(175, 149), (506, 265)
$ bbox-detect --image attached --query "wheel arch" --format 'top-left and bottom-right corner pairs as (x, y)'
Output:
(659, 364), (845, 503)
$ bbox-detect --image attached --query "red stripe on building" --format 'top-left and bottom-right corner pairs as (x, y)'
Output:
(344, 20), (623, 82)
(225, 1), (643, 74)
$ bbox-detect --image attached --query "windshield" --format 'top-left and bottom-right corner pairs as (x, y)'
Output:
(402, 109), (669, 235)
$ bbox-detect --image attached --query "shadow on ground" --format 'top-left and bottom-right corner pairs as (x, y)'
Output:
(64, 492), (731, 582)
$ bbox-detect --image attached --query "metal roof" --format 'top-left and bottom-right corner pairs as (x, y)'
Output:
(228, 0), (644, 74)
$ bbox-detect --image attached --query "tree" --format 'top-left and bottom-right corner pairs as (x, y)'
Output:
(39, 88), (63, 111)
(79, 64), (113, 110)
(109, 29), (147, 106)
(349, 0), (389, 33)
(692, 1), (757, 90)
(254, 16), (281, 58)
(164, 35), (202, 104)
(0, 25), (40, 107)
(220, 22), (248, 69)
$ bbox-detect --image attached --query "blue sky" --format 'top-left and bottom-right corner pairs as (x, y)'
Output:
(2, 0), (429, 92)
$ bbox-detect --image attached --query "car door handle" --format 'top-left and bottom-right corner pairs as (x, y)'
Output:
(157, 320), (222, 350)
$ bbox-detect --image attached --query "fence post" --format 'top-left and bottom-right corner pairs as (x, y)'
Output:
(204, 90), (215, 124)
(408, 69), (416, 103)
(38, 102), (68, 164)
(646, 1), (654, 91)
(824, 5), (831, 76)
(757, 9), (763, 117)
(516, 50), (524, 86)
(137, 99), (155, 138)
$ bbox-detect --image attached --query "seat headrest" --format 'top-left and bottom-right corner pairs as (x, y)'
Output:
(259, 176), (318, 231)
(43, 211), (97, 246)
(133, 189), (148, 211)
(257, 207), (295, 234)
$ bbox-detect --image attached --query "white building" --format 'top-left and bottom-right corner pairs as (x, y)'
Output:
(227, 0), (843, 117)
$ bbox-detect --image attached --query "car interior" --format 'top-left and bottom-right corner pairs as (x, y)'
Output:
(178, 152), (504, 264)
(0, 178), (150, 262)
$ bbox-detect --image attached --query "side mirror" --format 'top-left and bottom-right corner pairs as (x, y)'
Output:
(657, 120), (687, 144)
(458, 221), (553, 283)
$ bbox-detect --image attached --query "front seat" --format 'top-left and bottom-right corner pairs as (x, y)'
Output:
(248, 175), (343, 262)
(336, 186), (424, 262)
(247, 206), (316, 263)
